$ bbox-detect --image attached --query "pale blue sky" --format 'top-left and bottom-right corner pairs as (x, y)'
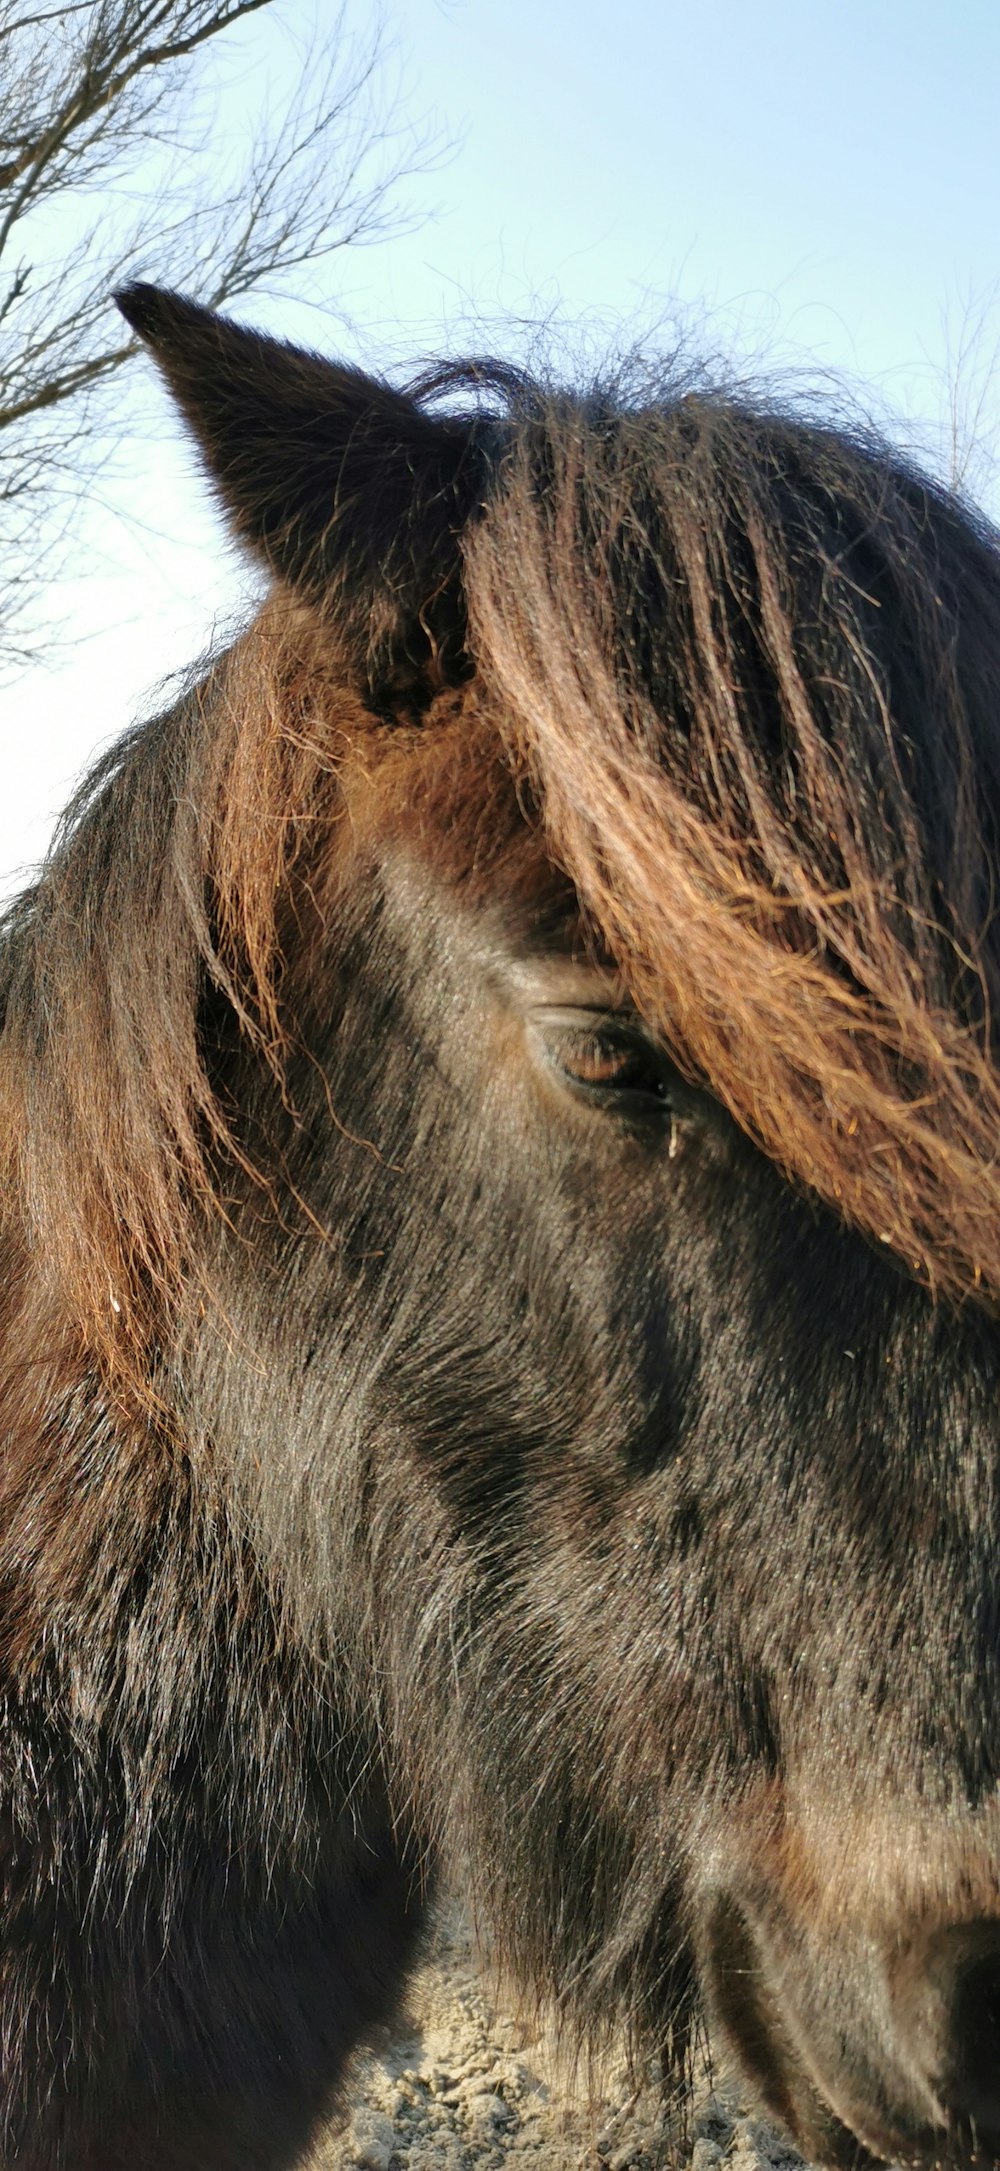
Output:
(3, 0), (999, 893)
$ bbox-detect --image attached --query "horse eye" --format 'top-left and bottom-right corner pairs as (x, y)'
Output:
(553, 1026), (670, 1105)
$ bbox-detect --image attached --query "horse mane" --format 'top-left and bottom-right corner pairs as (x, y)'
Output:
(0, 614), (364, 1391)
(4, 355), (1000, 1396)
(466, 376), (1000, 1311)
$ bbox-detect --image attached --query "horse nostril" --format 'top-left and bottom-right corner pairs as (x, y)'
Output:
(946, 1940), (1000, 2138)
(895, 1920), (1000, 2142)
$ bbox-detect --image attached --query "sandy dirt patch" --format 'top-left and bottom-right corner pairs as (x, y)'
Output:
(308, 1902), (809, 2171)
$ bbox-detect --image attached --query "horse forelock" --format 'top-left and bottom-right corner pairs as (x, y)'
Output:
(461, 387), (1000, 1308)
(5, 368), (1000, 1401)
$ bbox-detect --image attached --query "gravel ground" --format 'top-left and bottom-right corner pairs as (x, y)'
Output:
(308, 1902), (810, 2171)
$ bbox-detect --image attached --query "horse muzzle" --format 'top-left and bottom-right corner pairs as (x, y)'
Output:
(701, 1877), (1000, 2168)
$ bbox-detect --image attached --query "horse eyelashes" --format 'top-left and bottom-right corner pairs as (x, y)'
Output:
(552, 1026), (672, 1107)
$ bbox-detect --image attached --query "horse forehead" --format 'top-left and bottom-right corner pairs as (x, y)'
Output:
(374, 836), (621, 1003)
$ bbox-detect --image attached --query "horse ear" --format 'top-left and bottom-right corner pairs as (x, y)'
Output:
(115, 284), (486, 700)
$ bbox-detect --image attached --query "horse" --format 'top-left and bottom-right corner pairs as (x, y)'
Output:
(2, 280), (1000, 2170)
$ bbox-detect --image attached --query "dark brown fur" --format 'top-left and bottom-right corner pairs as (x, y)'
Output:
(3, 285), (1000, 2166)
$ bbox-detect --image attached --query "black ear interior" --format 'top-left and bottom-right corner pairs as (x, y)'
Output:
(116, 284), (490, 702)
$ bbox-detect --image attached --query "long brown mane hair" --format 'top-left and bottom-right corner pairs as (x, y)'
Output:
(4, 304), (1000, 1396)
(468, 385), (1000, 1307)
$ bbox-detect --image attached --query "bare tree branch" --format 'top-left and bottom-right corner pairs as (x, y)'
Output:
(0, 0), (93, 38)
(0, 0), (441, 669)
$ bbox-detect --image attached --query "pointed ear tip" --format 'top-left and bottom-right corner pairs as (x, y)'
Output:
(114, 283), (211, 346)
(115, 282), (167, 338)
